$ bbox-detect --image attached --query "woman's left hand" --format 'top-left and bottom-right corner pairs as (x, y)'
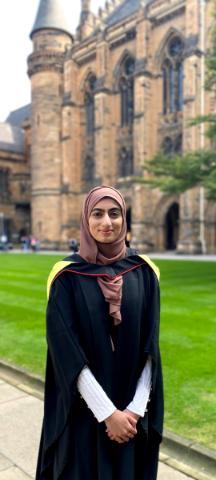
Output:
(124, 409), (140, 422)
(105, 409), (140, 443)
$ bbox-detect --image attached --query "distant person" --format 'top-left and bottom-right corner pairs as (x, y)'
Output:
(0, 233), (8, 251)
(21, 235), (29, 252)
(30, 236), (37, 252)
(36, 239), (41, 252)
(36, 186), (164, 480)
(69, 237), (78, 253)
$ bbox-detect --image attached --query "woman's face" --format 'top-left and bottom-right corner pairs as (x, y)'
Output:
(89, 198), (123, 244)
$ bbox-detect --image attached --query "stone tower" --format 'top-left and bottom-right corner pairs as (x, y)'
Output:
(28, 0), (73, 248)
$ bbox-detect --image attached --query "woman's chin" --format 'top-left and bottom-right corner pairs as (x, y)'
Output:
(97, 237), (114, 244)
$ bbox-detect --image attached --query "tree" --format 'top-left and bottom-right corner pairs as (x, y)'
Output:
(142, 150), (216, 201)
(141, 3), (216, 201)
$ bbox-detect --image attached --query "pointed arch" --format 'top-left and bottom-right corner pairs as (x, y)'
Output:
(113, 49), (136, 83)
(81, 72), (97, 135)
(80, 67), (97, 92)
(153, 195), (180, 250)
(155, 27), (184, 68)
(113, 51), (135, 127)
(154, 195), (180, 224)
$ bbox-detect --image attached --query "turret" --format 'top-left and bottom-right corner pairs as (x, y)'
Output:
(28, 0), (73, 248)
(30, 0), (73, 39)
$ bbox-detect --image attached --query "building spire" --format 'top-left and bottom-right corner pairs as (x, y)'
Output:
(80, 0), (91, 24)
(30, 0), (73, 39)
(81, 0), (91, 13)
(77, 0), (94, 40)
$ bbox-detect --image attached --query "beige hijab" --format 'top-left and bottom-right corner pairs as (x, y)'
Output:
(79, 186), (127, 324)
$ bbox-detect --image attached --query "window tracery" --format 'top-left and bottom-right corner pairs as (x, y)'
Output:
(82, 155), (94, 182)
(162, 134), (182, 155)
(174, 134), (183, 154)
(118, 147), (133, 177)
(0, 169), (9, 200)
(119, 57), (135, 127)
(84, 74), (97, 135)
(162, 137), (173, 154)
(162, 36), (184, 115)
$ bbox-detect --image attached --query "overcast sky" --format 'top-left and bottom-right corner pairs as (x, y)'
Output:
(0, 0), (106, 122)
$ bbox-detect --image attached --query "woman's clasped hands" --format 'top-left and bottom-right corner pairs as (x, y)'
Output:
(105, 409), (140, 444)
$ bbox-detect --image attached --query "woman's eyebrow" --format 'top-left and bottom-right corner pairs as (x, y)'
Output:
(91, 207), (121, 212)
(109, 208), (121, 212)
(91, 208), (104, 212)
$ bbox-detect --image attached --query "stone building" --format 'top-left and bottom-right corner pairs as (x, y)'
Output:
(1, 0), (216, 252)
(0, 108), (31, 243)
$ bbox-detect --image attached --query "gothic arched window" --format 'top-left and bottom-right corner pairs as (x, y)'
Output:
(169, 63), (175, 113)
(119, 57), (135, 127)
(119, 147), (133, 177)
(82, 155), (94, 182)
(162, 66), (168, 115)
(162, 36), (184, 115)
(176, 63), (184, 111)
(120, 78), (128, 126)
(162, 137), (173, 154)
(174, 134), (183, 154)
(162, 134), (183, 155)
(84, 74), (97, 135)
(0, 169), (9, 200)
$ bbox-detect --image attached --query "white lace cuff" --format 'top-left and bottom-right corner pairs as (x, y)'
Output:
(126, 357), (152, 417)
(77, 366), (116, 423)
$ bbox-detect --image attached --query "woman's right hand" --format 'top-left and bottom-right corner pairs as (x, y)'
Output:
(105, 410), (137, 443)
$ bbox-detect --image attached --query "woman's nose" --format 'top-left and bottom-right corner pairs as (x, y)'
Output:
(102, 213), (112, 226)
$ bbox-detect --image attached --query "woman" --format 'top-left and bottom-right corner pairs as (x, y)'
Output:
(36, 185), (164, 480)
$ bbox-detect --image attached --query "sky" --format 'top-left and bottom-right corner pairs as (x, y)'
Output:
(0, 0), (106, 123)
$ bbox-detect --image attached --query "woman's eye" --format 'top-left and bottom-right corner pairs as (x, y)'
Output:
(91, 210), (121, 218)
(93, 212), (102, 218)
(110, 211), (120, 218)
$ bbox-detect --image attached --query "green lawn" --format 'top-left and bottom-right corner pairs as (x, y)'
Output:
(0, 253), (215, 449)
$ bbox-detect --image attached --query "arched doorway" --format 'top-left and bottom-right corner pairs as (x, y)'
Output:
(165, 203), (179, 250)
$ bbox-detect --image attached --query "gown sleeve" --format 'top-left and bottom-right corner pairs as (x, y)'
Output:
(46, 274), (88, 420)
(36, 273), (88, 479)
(139, 266), (164, 442)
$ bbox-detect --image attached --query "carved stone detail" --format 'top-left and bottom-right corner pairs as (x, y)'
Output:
(28, 51), (65, 76)
(109, 29), (136, 50)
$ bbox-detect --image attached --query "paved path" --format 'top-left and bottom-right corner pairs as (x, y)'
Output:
(0, 379), (194, 480)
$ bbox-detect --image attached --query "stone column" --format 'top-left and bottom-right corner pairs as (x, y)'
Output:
(132, 15), (157, 251)
(60, 57), (82, 246)
(94, 34), (113, 184)
(28, 30), (73, 248)
(177, 0), (206, 253)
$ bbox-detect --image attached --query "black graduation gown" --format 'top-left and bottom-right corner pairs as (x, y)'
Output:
(35, 251), (164, 480)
